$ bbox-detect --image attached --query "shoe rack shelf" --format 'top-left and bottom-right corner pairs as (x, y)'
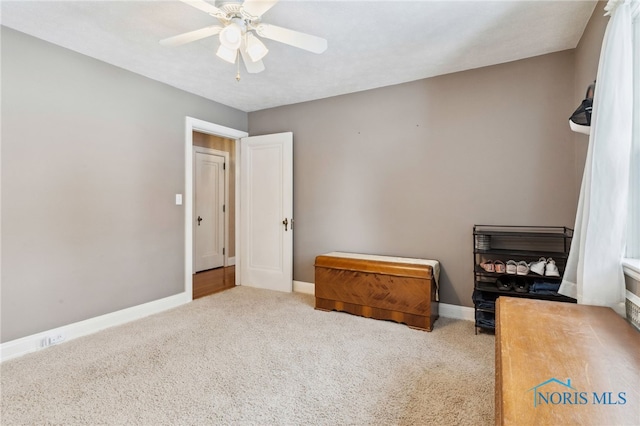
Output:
(473, 225), (576, 334)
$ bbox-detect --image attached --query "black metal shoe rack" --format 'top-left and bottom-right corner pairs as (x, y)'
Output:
(473, 225), (576, 334)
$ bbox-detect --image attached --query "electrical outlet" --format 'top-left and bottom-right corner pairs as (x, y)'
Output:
(42, 333), (66, 347)
(50, 333), (66, 345)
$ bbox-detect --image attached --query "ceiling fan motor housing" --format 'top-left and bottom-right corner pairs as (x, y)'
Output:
(215, 2), (257, 21)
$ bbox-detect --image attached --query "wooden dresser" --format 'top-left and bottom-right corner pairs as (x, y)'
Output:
(314, 252), (439, 331)
(496, 297), (640, 425)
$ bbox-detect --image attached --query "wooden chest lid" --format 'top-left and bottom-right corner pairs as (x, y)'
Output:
(315, 252), (438, 280)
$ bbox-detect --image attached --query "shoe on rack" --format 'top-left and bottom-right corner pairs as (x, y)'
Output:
(497, 277), (513, 291)
(516, 261), (530, 275)
(514, 277), (529, 293)
(506, 260), (518, 274)
(545, 258), (560, 277)
(494, 260), (506, 274)
(530, 257), (547, 275)
(480, 260), (495, 272)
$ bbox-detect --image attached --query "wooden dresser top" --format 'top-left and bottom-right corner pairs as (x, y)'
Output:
(496, 297), (640, 425)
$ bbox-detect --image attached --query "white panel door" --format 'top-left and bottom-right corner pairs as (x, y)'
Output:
(240, 132), (293, 292)
(194, 152), (225, 272)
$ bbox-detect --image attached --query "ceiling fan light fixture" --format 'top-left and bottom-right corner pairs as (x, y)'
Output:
(246, 33), (269, 62)
(216, 44), (238, 64)
(165, 0), (329, 77)
(219, 22), (243, 50)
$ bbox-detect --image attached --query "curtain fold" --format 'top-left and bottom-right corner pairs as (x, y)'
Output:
(559, 0), (636, 315)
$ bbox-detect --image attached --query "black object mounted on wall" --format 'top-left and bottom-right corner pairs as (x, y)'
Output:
(570, 80), (596, 135)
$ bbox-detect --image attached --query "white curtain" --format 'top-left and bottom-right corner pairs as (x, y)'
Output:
(559, 0), (638, 315)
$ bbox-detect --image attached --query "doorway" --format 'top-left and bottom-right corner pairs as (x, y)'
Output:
(184, 118), (248, 300)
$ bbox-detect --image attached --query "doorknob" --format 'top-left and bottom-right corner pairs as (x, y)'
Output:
(282, 218), (288, 231)
(197, 216), (203, 226)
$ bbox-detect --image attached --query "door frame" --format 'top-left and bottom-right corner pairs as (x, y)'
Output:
(184, 117), (248, 300)
(193, 146), (230, 271)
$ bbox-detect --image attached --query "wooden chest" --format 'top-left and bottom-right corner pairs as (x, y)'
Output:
(314, 252), (440, 331)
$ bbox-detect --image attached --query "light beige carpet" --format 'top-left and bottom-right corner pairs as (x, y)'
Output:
(1, 287), (494, 425)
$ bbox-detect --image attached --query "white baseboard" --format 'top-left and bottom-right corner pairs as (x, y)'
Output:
(0, 292), (189, 363)
(438, 303), (475, 321)
(227, 257), (236, 266)
(293, 280), (315, 295)
(291, 281), (474, 320)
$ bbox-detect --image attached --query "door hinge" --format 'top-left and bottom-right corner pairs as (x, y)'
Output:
(223, 248), (225, 255)
(223, 204), (226, 213)
(223, 162), (226, 170)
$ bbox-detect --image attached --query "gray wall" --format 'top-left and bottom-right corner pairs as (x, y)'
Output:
(249, 51), (579, 307)
(1, 27), (248, 342)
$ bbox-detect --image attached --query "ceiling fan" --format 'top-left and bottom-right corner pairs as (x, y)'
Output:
(160, 0), (328, 75)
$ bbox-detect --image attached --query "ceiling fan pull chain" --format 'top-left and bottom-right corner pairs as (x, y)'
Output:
(236, 54), (241, 82)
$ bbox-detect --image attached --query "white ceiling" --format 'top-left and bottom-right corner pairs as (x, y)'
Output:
(1, 0), (597, 112)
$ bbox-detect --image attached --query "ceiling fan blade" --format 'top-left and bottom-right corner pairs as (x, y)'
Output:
(160, 25), (223, 46)
(240, 40), (266, 73)
(242, 0), (279, 18)
(256, 24), (327, 54)
(178, 0), (226, 19)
